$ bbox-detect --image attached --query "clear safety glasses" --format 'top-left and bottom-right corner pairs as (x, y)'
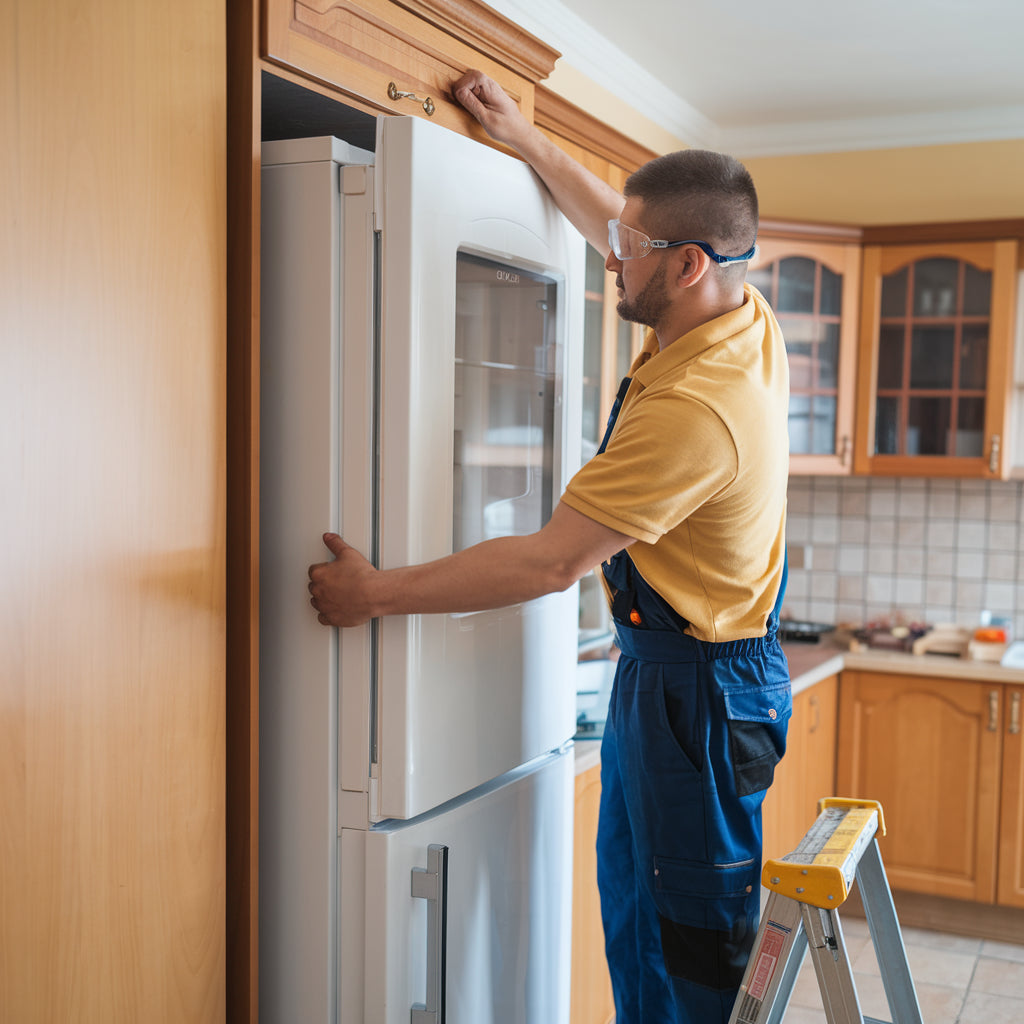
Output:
(608, 218), (758, 265)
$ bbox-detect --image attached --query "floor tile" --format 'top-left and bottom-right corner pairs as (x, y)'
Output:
(777, 1006), (827, 1024)
(980, 937), (1024, 963)
(851, 939), (976, 991)
(970, 955), (1024, 999)
(911, 980), (967, 1024)
(900, 923), (983, 956)
(958, 989), (1024, 1024)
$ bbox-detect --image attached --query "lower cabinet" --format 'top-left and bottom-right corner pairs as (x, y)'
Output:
(836, 670), (1024, 907)
(571, 760), (615, 1024)
(762, 675), (839, 861)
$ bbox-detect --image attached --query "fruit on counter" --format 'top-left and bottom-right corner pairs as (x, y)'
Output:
(973, 626), (1008, 643)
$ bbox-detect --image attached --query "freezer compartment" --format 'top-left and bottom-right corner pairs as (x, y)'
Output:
(352, 748), (574, 1024)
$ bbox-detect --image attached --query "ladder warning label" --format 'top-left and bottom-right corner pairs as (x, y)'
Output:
(748, 922), (788, 1001)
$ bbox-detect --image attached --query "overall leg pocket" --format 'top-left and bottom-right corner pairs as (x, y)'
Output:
(651, 856), (760, 990)
(721, 682), (792, 797)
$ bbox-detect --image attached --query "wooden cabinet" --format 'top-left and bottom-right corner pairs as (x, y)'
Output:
(836, 670), (1016, 904)
(261, 0), (557, 138)
(762, 675), (839, 860)
(999, 686), (1024, 908)
(854, 238), (1019, 477)
(572, 761), (615, 1024)
(748, 227), (862, 475)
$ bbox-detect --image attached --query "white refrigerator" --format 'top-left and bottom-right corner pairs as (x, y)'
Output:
(259, 116), (585, 1024)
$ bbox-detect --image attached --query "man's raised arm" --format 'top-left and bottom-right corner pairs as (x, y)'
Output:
(451, 69), (624, 256)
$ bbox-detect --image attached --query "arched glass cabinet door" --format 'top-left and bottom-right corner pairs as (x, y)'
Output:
(747, 234), (861, 474)
(855, 240), (1018, 478)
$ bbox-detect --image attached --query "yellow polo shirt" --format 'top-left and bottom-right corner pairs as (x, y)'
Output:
(561, 284), (789, 643)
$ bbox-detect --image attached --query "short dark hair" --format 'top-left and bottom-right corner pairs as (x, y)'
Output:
(624, 149), (758, 260)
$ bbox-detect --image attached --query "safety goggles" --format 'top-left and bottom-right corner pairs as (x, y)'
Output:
(608, 218), (758, 265)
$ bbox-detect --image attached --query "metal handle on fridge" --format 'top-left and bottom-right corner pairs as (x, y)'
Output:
(411, 844), (449, 1024)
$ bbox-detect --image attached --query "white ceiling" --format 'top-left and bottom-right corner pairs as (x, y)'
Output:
(487, 0), (1024, 156)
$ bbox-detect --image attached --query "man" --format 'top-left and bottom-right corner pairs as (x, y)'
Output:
(308, 69), (791, 1024)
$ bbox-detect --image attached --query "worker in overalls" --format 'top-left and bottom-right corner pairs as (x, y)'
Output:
(309, 70), (791, 1024)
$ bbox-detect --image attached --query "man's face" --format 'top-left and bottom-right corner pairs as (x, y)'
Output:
(607, 197), (673, 330)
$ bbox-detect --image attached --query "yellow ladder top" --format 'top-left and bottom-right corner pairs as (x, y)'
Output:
(761, 798), (886, 909)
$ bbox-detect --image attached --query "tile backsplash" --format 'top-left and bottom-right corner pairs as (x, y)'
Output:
(784, 476), (1024, 640)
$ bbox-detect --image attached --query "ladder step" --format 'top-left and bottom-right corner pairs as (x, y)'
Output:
(762, 799), (883, 908)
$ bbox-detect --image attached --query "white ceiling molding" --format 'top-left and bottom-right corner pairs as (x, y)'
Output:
(484, 0), (720, 149)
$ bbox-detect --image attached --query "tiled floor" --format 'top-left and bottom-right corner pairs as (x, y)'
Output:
(783, 915), (1024, 1023)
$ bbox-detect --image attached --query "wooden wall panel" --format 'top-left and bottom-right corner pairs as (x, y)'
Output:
(1, 1), (226, 1020)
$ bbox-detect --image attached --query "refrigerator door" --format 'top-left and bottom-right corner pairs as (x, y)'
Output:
(367, 116), (584, 821)
(349, 748), (574, 1024)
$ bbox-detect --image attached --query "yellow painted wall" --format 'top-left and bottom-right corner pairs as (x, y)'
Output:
(741, 140), (1024, 225)
(546, 65), (1023, 227)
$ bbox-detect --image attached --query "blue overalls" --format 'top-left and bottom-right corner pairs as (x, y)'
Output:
(594, 378), (791, 1024)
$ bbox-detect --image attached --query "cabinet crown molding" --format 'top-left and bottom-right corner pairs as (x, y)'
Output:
(394, 0), (560, 82)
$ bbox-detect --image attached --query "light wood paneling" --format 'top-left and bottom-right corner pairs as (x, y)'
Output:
(571, 763), (615, 1024)
(1, 1), (226, 1021)
(762, 676), (839, 862)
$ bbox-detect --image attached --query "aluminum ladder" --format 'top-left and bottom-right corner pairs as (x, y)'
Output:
(728, 798), (924, 1024)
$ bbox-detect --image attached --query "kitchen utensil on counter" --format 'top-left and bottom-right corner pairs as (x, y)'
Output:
(778, 619), (836, 644)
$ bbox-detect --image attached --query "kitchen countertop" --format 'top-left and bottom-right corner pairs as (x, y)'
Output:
(574, 641), (1024, 775)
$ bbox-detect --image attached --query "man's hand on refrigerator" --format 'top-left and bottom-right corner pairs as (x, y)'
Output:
(308, 533), (378, 627)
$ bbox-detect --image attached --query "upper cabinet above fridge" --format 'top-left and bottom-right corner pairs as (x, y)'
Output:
(260, 0), (560, 139)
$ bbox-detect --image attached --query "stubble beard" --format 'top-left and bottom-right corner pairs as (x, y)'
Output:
(616, 259), (670, 330)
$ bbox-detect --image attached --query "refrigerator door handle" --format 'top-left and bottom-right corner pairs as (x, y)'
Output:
(411, 844), (449, 1024)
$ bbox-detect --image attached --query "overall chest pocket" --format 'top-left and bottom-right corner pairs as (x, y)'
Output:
(721, 682), (792, 797)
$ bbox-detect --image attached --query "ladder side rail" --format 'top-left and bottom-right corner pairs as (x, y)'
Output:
(728, 894), (806, 1024)
(802, 904), (864, 1024)
(760, 927), (808, 1024)
(855, 839), (924, 1024)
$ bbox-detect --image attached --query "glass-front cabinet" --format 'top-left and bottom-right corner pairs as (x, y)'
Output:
(854, 240), (1019, 477)
(747, 233), (862, 473)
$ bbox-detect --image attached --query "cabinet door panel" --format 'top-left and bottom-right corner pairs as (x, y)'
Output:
(998, 688), (1024, 908)
(748, 238), (860, 475)
(837, 672), (1001, 902)
(854, 240), (1018, 478)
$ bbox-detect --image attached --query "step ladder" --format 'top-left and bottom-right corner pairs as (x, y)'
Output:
(728, 798), (924, 1024)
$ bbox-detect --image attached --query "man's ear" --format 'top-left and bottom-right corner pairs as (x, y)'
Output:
(674, 244), (712, 288)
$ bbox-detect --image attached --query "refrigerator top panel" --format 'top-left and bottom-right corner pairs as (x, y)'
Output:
(262, 133), (373, 168)
(363, 116), (584, 821)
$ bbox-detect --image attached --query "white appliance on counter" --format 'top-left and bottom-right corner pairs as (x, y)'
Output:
(259, 116), (584, 1024)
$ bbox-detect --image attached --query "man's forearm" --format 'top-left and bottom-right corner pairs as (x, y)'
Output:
(368, 532), (585, 618)
(506, 129), (625, 255)
(309, 501), (635, 628)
